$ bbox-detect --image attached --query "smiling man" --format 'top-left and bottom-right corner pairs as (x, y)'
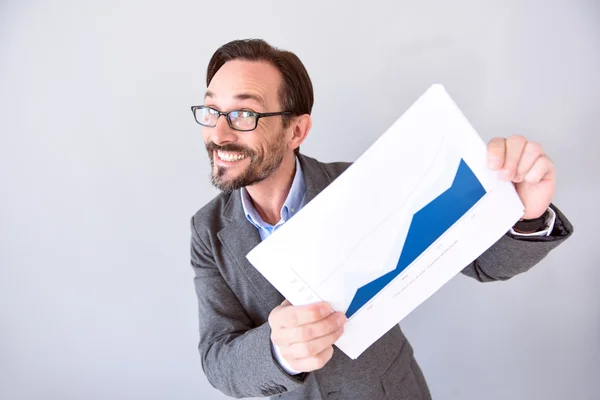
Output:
(189, 39), (573, 400)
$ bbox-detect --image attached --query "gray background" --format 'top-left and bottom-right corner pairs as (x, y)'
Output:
(1, 1), (598, 399)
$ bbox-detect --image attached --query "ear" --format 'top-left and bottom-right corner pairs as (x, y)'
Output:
(288, 114), (312, 152)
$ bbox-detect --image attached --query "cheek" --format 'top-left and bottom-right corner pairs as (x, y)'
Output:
(245, 131), (268, 152)
(258, 124), (283, 145)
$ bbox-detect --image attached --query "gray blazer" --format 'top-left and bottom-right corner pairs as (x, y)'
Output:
(190, 154), (573, 399)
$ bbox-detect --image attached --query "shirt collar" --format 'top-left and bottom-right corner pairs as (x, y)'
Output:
(240, 157), (306, 230)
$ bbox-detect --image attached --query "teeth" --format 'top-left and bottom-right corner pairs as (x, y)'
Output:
(217, 151), (246, 162)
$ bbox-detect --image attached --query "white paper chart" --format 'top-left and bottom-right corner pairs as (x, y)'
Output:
(247, 85), (524, 359)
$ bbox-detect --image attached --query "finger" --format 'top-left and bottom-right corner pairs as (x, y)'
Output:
(270, 302), (332, 328)
(487, 138), (506, 170)
(268, 300), (294, 328)
(500, 135), (527, 181)
(283, 326), (345, 360)
(515, 141), (544, 182)
(288, 345), (336, 373)
(272, 312), (346, 346)
(523, 155), (554, 184)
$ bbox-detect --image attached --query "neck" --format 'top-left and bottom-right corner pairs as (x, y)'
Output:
(245, 152), (297, 226)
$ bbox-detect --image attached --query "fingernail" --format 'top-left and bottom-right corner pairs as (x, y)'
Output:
(337, 314), (346, 326)
(321, 305), (331, 317)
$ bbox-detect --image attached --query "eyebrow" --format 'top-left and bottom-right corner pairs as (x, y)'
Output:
(204, 90), (266, 108)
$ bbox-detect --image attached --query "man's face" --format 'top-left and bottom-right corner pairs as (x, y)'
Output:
(202, 60), (290, 193)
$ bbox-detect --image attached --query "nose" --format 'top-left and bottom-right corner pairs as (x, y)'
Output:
(208, 115), (238, 146)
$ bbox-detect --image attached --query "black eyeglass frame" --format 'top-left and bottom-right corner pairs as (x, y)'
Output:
(191, 105), (292, 132)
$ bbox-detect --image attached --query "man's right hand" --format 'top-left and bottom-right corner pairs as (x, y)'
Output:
(268, 300), (346, 372)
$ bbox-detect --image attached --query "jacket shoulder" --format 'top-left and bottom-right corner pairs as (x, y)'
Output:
(320, 160), (352, 179)
(300, 153), (352, 181)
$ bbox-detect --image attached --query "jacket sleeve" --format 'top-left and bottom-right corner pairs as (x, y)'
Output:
(190, 216), (307, 398)
(461, 204), (574, 282)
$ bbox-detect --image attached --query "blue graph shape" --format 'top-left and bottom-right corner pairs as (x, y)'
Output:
(345, 159), (486, 318)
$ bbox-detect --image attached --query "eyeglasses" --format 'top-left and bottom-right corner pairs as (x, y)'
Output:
(191, 105), (291, 132)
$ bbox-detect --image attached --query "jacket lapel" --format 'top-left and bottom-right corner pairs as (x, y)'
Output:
(217, 196), (283, 309)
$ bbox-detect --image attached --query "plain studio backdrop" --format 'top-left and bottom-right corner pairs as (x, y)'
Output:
(1, 1), (598, 399)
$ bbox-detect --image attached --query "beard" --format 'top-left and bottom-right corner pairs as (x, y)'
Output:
(205, 135), (286, 193)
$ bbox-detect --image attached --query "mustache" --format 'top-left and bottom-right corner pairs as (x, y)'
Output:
(205, 142), (255, 157)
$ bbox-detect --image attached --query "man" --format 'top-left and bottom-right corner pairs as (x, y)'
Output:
(189, 39), (573, 399)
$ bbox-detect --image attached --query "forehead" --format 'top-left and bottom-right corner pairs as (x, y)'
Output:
(206, 60), (283, 108)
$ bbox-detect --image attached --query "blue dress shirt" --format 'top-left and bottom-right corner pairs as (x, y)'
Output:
(241, 157), (307, 241)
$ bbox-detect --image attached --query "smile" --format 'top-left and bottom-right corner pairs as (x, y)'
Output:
(217, 150), (247, 162)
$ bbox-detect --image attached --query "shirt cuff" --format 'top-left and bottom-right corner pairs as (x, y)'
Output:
(510, 207), (557, 237)
(271, 341), (302, 376)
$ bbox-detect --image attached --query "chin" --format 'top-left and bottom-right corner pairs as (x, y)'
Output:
(211, 168), (244, 193)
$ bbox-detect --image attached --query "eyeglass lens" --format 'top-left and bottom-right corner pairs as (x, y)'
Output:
(195, 107), (257, 131)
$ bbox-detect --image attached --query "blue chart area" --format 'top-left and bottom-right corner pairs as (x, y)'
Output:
(345, 159), (487, 318)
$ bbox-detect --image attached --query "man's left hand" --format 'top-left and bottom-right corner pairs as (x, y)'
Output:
(487, 135), (555, 219)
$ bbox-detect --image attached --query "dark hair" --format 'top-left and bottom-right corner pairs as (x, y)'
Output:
(206, 39), (314, 156)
